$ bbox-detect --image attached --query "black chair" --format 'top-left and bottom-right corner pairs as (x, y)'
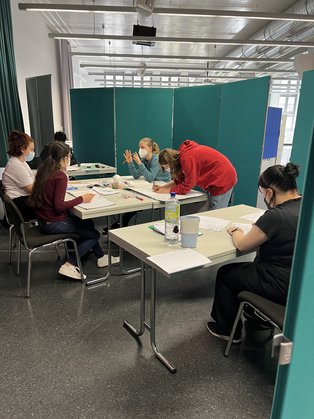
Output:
(224, 291), (286, 357)
(3, 194), (84, 298)
(0, 180), (16, 264)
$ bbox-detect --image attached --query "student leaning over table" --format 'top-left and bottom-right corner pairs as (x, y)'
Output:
(28, 141), (119, 280)
(153, 140), (237, 210)
(2, 130), (36, 221)
(207, 163), (301, 343)
(124, 137), (171, 183)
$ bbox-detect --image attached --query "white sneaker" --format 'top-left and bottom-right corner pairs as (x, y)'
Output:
(97, 254), (120, 268)
(58, 262), (86, 280)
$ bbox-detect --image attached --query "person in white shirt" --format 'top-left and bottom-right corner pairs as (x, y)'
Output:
(2, 130), (36, 220)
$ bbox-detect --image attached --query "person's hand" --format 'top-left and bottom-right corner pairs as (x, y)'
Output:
(81, 193), (95, 203)
(155, 186), (171, 194)
(227, 226), (243, 236)
(152, 184), (160, 192)
(124, 149), (133, 164)
(132, 151), (142, 165)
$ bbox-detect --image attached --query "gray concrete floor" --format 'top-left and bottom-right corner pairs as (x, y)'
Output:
(0, 224), (276, 418)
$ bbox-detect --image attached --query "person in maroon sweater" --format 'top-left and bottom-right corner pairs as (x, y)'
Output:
(153, 140), (237, 210)
(28, 141), (117, 280)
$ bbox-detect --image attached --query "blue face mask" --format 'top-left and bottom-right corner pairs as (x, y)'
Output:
(25, 151), (35, 162)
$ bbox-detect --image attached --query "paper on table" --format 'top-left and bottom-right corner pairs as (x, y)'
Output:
(240, 211), (265, 223)
(92, 186), (119, 195)
(151, 222), (202, 241)
(147, 248), (211, 274)
(196, 215), (230, 231)
(76, 197), (115, 210)
(232, 222), (253, 235)
(129, 187), (204, 202)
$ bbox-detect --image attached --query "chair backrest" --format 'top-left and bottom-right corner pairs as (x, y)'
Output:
(0, 180), (12, 227)
(3, 194), (25, 240)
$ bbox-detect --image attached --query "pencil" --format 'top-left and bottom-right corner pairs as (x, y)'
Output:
(123, 159), (127, 164)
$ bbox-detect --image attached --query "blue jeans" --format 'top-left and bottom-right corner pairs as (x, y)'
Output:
(208, 187), (234, 210)
(39, 216), (104, 265)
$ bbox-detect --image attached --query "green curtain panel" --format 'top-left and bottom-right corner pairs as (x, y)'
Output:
(0, 0), (24, 166)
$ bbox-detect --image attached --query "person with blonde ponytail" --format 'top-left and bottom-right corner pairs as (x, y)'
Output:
(124, 137), (170, 183)
(207, 163), (301, 343)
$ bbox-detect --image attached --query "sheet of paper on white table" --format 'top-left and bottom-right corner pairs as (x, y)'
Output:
(195, 215), (230, 231)
(240, 211), (265, 223)
(147, 248), (211, 274)
(76, 197), (115, 210)
(92, 186), (120, 196)
(232, 222), (253, 235)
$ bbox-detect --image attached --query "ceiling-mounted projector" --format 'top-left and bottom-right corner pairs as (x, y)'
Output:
(135, 0), (156, 17)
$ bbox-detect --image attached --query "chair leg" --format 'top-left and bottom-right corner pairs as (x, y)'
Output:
(64, 242), (69, 260)
(55, 244), (61, 260)
(26, 249), (35, 299)
(8, 225), (15, 264)
(17, 240), (21, 276)
(224, 302), (245, 358)
(71, 239), (84, 281)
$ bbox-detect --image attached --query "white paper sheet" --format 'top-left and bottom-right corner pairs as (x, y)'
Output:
(240, 211), (265, 223)
(147, 248), (211, 274)
(232, 222), (253, 235)
(92, 186), (120, 196)
(195, 215), (230, 231)
(76, 197), (115, 210)
(128, 187), (204, 202)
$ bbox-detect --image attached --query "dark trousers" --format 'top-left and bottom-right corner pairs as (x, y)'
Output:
(13, 196), (36, 221)
(40, 216), (104, 265)
(211, 262), (287, 337)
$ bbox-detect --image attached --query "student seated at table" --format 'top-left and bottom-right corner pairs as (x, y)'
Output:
(40, 131), (78, 166)
(153, 140), (237, 210)
(104, 138), (171, 233)
(207, 163), (301, 343)
(28, 141), (119, 280)
(124, 137), (171, 183)
(2, 130), (36, 220)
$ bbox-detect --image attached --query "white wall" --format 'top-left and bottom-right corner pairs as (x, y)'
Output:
(10, 0), (63, 135)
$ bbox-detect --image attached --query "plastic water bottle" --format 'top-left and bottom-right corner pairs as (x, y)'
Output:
(164, 192), (180, 244)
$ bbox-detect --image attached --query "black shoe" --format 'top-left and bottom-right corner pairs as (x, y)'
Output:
(102, 222), (120, 235)
(206, 322), (242, 344)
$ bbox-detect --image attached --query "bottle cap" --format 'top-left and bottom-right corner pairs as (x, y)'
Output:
(170, 192), (176, 197)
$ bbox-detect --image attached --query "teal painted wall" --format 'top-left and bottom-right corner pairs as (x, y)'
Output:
(115, 88), (173, 175)
(290, 70), (314, 192)
(70, 88), (115, 166)
(217, 77), (270, 206)
(172, 85), (221, 150)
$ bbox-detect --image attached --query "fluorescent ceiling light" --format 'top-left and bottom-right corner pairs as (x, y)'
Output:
(18, 3), (314, 22)
(71, 52), (293, 64)
(80, 63), (295, 74)
(49, 33), (314, 48)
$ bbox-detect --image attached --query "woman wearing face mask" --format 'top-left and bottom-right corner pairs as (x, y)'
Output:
(28, 141), (119, 280)
(124, 137), (171, 183)
(207, 163), (301, 343)
(153, 140), (237, 210)
(2, 130), (36, 220)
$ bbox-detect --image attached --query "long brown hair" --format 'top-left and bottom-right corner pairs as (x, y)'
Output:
(28, 142), (70, 208)
(158, 148), (182, 179)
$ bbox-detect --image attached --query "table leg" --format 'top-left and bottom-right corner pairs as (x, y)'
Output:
(118, 213), (141, 275)
(123, 262), (146, 336)
(150, 269), (177, 374)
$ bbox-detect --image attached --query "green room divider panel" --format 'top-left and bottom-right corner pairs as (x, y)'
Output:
(115, 88), (173, 175)
(217, 77), (270, 206)
(290, 69), (314, 193)
(172, 85), (221, 150)
(70, 88), (115, 166)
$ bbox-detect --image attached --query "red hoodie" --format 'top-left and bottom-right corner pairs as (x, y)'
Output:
(170, 140), (237, 196)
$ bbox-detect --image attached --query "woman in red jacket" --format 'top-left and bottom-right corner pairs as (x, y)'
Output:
(153, 140), (237, 210)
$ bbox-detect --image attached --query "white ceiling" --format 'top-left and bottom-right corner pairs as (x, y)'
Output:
(18, 0), (314, 87)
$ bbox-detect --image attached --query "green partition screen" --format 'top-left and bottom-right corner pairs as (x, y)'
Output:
(70, 88), (115, 166)
(115, 88), (173, 175)
(172, 85), (221, 150)
(217, 77), (270, 206)
(290, 70), (314, 193)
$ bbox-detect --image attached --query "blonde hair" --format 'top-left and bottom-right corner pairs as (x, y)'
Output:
(139, 137), (160, 154)
(158, 148), (181, 178)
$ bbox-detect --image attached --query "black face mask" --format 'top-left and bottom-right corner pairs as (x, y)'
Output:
(263, 188), (276, 209)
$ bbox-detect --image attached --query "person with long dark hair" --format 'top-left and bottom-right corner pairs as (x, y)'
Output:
(207, 163), (301, 343)
(29, 141), (118, 280)
(2, 130), (36, 220)
(153, 140), (237, 210)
